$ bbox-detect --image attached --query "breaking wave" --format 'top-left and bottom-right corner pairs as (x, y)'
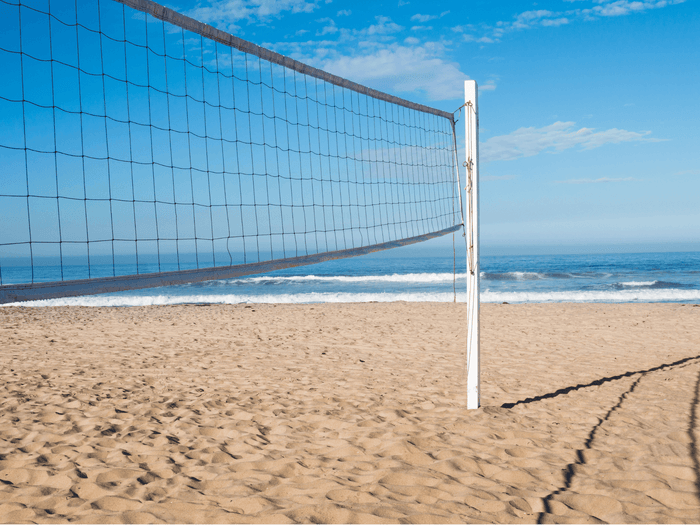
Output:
(6, 288), (700, 307)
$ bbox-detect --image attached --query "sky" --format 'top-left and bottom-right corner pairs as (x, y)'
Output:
(1, 0), (698, 272)
(167, 0), (700, 253)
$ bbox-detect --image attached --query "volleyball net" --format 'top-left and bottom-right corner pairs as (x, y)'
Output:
(0, 0), (464, 304)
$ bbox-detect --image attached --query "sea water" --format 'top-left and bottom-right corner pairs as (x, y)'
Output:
(3, 249), (699, 306)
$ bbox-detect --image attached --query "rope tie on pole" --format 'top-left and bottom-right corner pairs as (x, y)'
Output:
(452, 101), (469, 124)
(464, 101), (476, 278)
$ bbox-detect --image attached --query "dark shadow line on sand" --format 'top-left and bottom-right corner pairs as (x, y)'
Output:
(688, 368), (700, 509)
(535, 374), (645, 524)
(502, 353), (700, 409)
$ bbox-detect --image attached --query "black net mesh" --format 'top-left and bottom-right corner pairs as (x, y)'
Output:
(0, 0), (461, 301)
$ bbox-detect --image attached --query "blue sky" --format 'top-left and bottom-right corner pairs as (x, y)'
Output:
(169, 0), (700, 252)
(1, 0), (698, 274)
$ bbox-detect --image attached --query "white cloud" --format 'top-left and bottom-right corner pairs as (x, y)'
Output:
(494, 9), (572, 34)
(511, 9), (557, 28)
(337, 9), (351, 16)
(258, 9), (467, 102)
(317, 17), (338, 35)
(541, 17), (570, 26)
(450, 24), (475, 33)
(480, 80), (497, 91)
(410, 25), (433, 31)
(365, 16), (403, 36)
(319, 25), (338, 35)
(411, 13), (437, 22)
(586, 0), (686, 18)
(555, 177), (639, 183)
(271, 38), (338, 61)
(185, 0), (322, 31)
(463, 0), (685, 44)
(463, 35), (495, 44)
(317, 43), (469, 100)
(481, 121), (662, 162)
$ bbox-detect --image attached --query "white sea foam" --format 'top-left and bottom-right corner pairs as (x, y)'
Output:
(619, 281), (657, 287)
(480, 271), (550, 280)
(224, 271), (566, 284)
(5, 288), (700, 307)
(482, 289), (700, 303)
(232, 273), (467, 284)
(4, 292), (459, 307)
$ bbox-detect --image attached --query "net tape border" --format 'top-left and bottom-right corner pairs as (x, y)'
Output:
(0, 224), (462, 304)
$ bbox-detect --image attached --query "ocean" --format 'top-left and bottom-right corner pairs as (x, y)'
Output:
(3, 249), (699, 306)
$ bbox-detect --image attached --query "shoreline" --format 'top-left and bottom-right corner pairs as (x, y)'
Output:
(4, 298), (700, 308)
(1, 303), (699, 522)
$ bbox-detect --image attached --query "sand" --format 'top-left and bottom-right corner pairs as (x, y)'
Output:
(0, 302), (699, 524)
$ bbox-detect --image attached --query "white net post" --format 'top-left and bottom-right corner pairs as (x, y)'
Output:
(464, 80), (480, 409)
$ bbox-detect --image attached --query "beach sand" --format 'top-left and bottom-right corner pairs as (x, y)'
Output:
(0, 302), (699, 523)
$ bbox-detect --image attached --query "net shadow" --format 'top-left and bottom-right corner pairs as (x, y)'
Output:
(501, 354), (700, 409)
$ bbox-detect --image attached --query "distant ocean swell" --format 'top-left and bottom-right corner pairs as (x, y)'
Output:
(211, 272), (677, 284)
(196, 272), (654, 284)
(3, 250), (699, 306)
(238, 271), (596, 284)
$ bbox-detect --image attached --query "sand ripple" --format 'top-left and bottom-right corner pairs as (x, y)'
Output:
(0, 303), (699, 523)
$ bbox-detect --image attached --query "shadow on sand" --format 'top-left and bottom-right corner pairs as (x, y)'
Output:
(496, 353), (700, 522)
(501, 354), (700, 410)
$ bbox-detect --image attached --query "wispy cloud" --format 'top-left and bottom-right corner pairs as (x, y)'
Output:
(584, 0), (684, 17)
(316, 42), (468, 100)
(317, 17), (338, 35)
(270, 12), (469, 102)
(460, 0), (685, 44)
(463, 35), (496, 44)
(409, 11), (450, 23)
(482, 121), (663, 162)
(555, 177), (639, 184)
(411, 14), (437, 23)
(184, 0), (685, 46)
(365, 16), (404, 36)
(184, 0), (323, 31)
(451, 24), (475, 33)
